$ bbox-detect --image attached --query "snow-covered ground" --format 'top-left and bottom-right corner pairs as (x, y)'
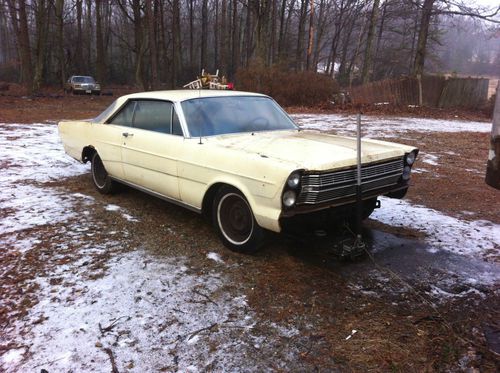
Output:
(0, 119), (499, 371)
(292, 114), (492, 138)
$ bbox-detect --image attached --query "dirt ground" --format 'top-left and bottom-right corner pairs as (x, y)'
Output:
(1, 92), (499, 371)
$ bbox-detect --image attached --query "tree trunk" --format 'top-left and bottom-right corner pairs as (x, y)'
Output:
(306, 0), (314, 70)
(409, 4), (421, 74)
(172, 0), (182, 87)
(201, 0), (208, 70)
(295, 0), (308, 70)
(214, 0), (219, 68)
(243, 1), (252, 66)
(270, 0), (276, 65)
(337, 15), (356, 84)
(374, 0), (388, 76)
(55, 0), (65, 87)
(220, 0), (227, 71)
(277, 0), (287, 60)
(326, 1), (345, 76)
(129, 0), (145, 89)
(361, 0), (380, 84)
(158, 0), (167, 82)
(146, 0), (158, 89)
(189, 0), (194, 70)
(312, 0), (326, 71)
(7, 0), (33, 92)
(86, 0), (92, 70)
(95, 0), (105, 84)
(230, 0), (238, 76)
(75, 0), (83, 73)
(283, 0), (296, 62)
(33, 0), (47, 92)
(412, 0), (435, 77)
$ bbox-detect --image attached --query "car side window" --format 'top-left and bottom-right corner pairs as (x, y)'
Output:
(133, 100), (172, 134)
(107, 99), (183, 136)
(109, 101), (136, 127)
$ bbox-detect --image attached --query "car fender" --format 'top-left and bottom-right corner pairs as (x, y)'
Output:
(202, 174), (284, 233)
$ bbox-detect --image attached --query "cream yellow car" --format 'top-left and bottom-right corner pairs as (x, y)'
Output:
(58, 90), (418, 253)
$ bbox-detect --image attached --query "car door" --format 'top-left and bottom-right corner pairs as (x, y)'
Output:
(100, 100), (137, 179)
(120, 99), (183, 200)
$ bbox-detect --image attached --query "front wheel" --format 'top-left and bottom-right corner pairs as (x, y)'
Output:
(91, 152), (116, 194)
(212, 186), (265, 254)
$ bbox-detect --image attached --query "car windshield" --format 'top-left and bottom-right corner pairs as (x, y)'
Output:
(74, 76), (95, 83)
(181, 96), (297, 137)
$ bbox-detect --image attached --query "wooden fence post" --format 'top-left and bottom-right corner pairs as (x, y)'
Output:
(486, 85), (500, 190)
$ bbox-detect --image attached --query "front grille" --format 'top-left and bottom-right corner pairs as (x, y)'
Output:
(298, 158), (404, 205)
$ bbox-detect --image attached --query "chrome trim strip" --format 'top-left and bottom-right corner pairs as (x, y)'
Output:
(304, 174), (401, 194)
(110, 177), (202, 213)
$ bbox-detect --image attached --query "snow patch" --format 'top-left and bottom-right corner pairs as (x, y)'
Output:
(0, 123), (88, 184)
(207, 252), (224, 263)
(104, 204), (139, 222)
(105, 204), (121, 212)
(4, 251), (269, 372)
(421, 153), (439, 166)
(372, 197), (500, 261)
(121, 213), (139, 222)
(1, 349), (25, 365)
(292, 114), (491, 138)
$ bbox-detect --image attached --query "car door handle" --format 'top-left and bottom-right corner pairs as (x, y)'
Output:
(122, 132), (134, 138)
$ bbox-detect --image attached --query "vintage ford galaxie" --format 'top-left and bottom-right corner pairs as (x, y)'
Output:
(59, 90), (418, 253)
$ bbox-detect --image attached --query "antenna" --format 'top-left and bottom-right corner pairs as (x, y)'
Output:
(198, 70), (203, 144)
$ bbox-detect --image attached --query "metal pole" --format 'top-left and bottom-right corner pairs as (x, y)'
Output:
(355, 113), (363, 237)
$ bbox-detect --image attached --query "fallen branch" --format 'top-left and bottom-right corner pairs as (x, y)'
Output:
(99, 316), (130, 335)
(187, 323), (218, 341)
(192, 289), (218, 306)
(32, 356), (67, 368)
(104, 348), (119, 373)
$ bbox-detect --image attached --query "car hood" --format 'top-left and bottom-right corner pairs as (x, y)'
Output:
(208, 130), (415, 171)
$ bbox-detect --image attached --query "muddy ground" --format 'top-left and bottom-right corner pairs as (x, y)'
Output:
(0, 93), (499, 372)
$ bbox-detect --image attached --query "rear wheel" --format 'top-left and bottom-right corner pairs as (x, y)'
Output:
(212, 186), (265, 254)
(91, 152), (116, 194)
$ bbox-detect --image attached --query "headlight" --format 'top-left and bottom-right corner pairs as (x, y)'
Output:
(287, 172), (301, 188)
(282, 190), (296, 207)
(406, 151), (417, 166)
(402, 165), (411, 180)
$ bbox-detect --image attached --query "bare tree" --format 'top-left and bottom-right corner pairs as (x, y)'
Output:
(146, 0), (158, 89)
(6, 0), (33, 92)
(200, 0), (208, 69)
(33, 0), (48, 91)
(0, 0), (498, 90)
(361, 0), (380, 83)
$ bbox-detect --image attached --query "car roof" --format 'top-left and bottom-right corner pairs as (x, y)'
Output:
(119, 89), (267, 103)
(92, 90), (270, 124)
